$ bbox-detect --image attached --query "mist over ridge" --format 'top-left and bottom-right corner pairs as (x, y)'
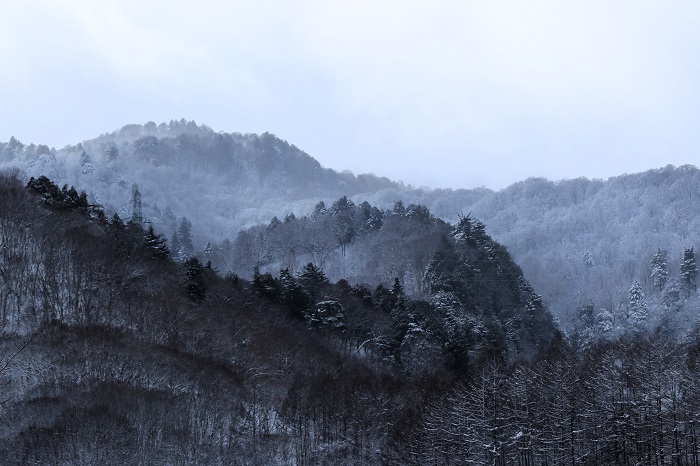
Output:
(2, 120), (700, 337)
(3, 120), (700, 463)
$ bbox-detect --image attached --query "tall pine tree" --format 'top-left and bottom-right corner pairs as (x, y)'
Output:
(681, 247), (698, 295)
(178, 217), (193, 257)
(184, 257), (206, 302)
(650, 249), (668, 292)
(628, 280), (648, 334)
(131, 184), (143, 225)
(144, 225), (169, 259)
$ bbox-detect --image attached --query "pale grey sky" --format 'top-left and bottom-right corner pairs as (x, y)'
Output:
(2, 0), (699, 189)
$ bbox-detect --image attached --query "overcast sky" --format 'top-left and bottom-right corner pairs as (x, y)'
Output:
(2, 1), (699, 189)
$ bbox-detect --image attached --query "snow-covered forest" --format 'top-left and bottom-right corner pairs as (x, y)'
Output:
(2, 122), (699, 336)
(2, 122), (700, 464)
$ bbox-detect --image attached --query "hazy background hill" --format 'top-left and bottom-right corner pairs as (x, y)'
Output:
(2, 121), (699, 335)
(0, 120), (399, 243)
(456, 166), (700, 334)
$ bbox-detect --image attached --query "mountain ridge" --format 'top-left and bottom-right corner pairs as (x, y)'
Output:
(0, 169), (559, 462)
(1, 121), (699, 336)
(4, 122), (700, 463)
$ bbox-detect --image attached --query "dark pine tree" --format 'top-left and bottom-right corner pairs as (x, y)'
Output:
(252, 266), (279, 301)
(178, 217), (194, 257)
(298, 262), (329, 303)
(681, 247), (698, 295)
(650, 249), (669, 293)
(184, 257), (206, 302)
(144, 225), (170, 259)
(279, 268), (310, 319)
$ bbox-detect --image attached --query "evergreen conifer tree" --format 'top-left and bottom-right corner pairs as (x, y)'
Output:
(267, 216), (280, 231)
(131, 184), (143, 225)
(663, 278), (681, 309)
(178, 217), (193, 256)
(313, 201), (327, 216)
(171, 232), (183, 262)
(330, 196), (356, 256)
(390, 277), (407, 313)
(595, 309), (615, 338)
(681, 247), (698, 295)
(252, 266), (278, 300)
(391, 200), (406, 216)
(628, 280), (648, 333)
(298, 263), (328, 303)
(279, 268), (309, 319)
(650, 249), (669, 292)
(111, 212), (124, 228)
(144, 225), (169, 259)
(184, 257), (206, 302)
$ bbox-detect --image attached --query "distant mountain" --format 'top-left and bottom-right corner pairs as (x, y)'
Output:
(2, 122), (699, 338)
(0, 120), (399, 244)
(451, 166), (700, 341)
(5, 127), (700, 463)
(343, 167), (700, 340)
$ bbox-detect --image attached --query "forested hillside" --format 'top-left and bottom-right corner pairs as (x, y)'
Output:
(2, 122), (699, 338)
(464, 167), (700, 340)
(217, 198), (556, 358)
(5, 171), (700, 464)
(0, 170), (557, 463)
(354, 166), (700, 336)
(0, 120), (398, 243)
